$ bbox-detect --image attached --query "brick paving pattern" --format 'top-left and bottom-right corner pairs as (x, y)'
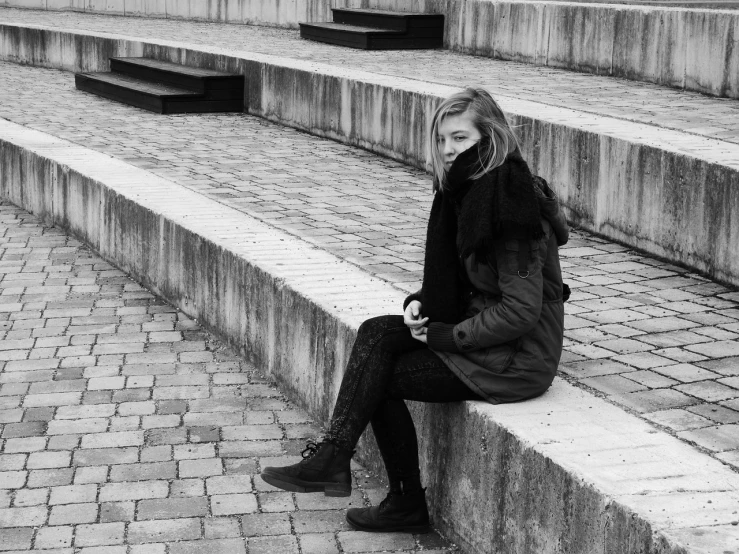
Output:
(0, 61), (430, 293)
(0, 59), (738, 473)
(0, 201), (457, 552)
(2, 7), (739, 145)
(558, 240), (739, 468)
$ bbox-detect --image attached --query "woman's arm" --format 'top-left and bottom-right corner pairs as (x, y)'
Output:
(427, 237), (546, 352)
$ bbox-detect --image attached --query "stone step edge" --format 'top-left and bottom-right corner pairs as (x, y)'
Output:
(2, 0), (738, 99)
(2, 120), (738, 554)
(2, 20), (736, 168)
(2, 21), (739, 290)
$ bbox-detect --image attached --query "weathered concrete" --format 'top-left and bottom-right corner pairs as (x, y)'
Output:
(2, 0), (738, 98)
(392, 0), (739, 99)
(0, 123), (389, 425)
(0, 0), (331, 26)
(3, 120), (739, 553)
(2, 22), (739, 289)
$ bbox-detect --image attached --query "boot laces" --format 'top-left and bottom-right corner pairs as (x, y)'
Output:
(300, 441), (323, 460)
(379, 492), (398, 512)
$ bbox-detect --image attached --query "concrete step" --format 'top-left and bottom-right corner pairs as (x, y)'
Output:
(2, 106), (739, 553)
(1, 1), (737, 98)
(0, 12), (738, 289)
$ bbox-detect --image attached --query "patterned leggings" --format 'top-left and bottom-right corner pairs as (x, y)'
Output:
(326, 315), (481, 484)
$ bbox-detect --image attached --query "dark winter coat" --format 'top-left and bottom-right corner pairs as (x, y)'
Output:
(405, 146), (569, 404)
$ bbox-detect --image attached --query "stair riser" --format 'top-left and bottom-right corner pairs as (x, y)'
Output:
(162, 100), (244, 114)
(368, 37), (443, 49)
(300, 26), (442, 49)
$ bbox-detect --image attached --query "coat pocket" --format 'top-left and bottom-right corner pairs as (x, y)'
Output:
(482, 338), (521, 374)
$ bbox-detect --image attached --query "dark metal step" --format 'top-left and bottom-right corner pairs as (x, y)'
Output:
(299, 22), (442, 50)
(109, 57), (244, 94)
(332, 8), (444, 32)
(75, 72), (243, 114)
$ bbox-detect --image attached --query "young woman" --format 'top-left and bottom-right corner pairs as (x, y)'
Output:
(261, 87), (569, 533)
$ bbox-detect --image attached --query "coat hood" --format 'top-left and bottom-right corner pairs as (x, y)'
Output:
(533, 176), (569, 247)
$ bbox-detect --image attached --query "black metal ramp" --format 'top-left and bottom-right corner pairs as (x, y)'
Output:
(299, 8), (444, 50)
(75, 58), (244, 114)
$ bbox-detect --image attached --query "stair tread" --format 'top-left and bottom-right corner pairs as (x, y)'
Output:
(300, 22), (405, 34)
(332, 8), (441, 18)
(110, 57), (240, 79)
(77, 72), (203, 97)
(6, 5), (737, 149)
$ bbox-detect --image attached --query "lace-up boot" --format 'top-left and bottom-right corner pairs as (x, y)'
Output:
(346, 489), (430, 533)
(260, 440), (354, 497)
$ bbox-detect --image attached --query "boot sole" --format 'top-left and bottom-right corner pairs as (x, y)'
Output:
(260, 471), (351, 497)
(345, 514), (431, 534)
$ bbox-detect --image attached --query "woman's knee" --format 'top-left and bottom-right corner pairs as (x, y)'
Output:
(357, 315), (404, 339)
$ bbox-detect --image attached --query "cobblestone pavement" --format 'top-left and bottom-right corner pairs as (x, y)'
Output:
(2, 7), (739, 145)
(0, 60), (738, 473)
(0, 201), (457, 553)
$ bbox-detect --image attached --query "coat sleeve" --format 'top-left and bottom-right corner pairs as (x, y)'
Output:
(450, 237), (545, 351)
(403, 288), (423, 311)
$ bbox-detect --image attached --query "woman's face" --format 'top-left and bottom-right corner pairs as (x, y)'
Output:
(437, 111), (482, 171)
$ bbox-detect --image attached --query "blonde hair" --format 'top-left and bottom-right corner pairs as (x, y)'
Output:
(428, 87), (519, 192)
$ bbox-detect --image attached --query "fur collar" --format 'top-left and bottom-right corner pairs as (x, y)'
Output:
(446, 142), (544, 262)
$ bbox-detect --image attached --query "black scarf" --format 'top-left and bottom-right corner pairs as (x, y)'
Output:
(420, 142), (544, 324)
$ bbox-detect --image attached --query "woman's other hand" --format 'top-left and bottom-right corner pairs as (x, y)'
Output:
(404, 301), (428, 329)
(404, 300), (428, 343)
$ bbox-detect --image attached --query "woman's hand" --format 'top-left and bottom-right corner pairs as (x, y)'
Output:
(404, 300), (428, 343)
(410, 325), (428, 344)
(404, 301), (428, 328)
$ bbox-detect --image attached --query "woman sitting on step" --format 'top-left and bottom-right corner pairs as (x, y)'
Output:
(261, 87), (569, 533)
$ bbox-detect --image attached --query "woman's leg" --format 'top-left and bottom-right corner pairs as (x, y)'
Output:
(326, 313), (480, 482)
(260, 314), (421, 497)
(262, 312), (479, 501)
(373, 348), (481, 490)
(324, 314), (424, 451)
(347, 347), (481, 532)
(370, 399), (420, 493)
